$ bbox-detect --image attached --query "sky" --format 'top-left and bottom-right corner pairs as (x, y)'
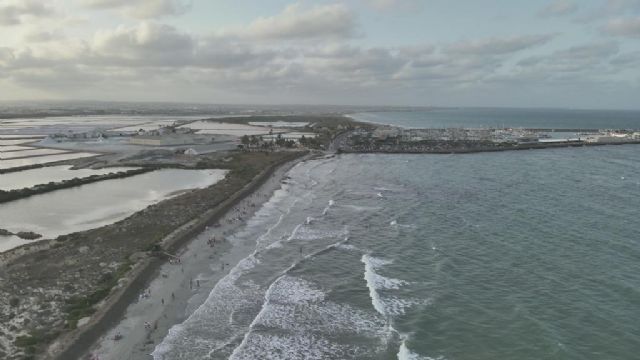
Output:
(0, 0), (639, 109)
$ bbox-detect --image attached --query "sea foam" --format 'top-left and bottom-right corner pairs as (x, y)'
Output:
(361, 255), (425, 317)
(230, 275), (387, 359)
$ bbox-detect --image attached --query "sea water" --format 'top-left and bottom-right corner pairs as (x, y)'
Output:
(350, 108), (640, 129)
(154, 144), (640, 359)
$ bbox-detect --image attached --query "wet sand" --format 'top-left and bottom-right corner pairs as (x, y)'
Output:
(87, 157), (302, 360)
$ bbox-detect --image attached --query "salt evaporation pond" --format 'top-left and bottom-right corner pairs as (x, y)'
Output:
(0, 165), (139, 191)
(0, 139), (38, 146)
(0, 169), (228, 252)
(181, 121), (278, 136)
(1, 148), (69, 159)
(0, 145), (34, 152)
(0, 152), (99, 170)
(0, 135), (46, 139)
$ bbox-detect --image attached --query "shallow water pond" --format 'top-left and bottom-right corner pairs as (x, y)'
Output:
(0, 168), (227, 252)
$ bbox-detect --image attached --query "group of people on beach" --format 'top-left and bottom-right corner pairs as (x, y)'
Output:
(138, 288), (151, 302)
(206, 235), (219, 247)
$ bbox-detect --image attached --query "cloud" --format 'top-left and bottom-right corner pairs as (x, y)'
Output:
(539, 0), (578, 17)
(240, 3), (357, 40)
(603, 17), (640, 38)
(603, 0), (640, 14)
(516, 42), (620, 77)
(23, 29), (66, 43)
(611, 51), (640, 66)
(80, 0), (191, 19)
(92, 22), (194, 66)
(577, 0), (640, 23)
(0, 0), (54, 26)
(360, 0), (421, 11)
(446, 34), (555, 56)
(0, 11), (636, 108)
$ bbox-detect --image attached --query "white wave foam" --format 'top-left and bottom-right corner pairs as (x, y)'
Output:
(230, 332), (364, 360)
(374, 186), (401, 192)
(293, 226), (349, 241)
(231, 276), (386, 359)
(268, 276), (325, 304)
(362, 255), (393, 316)
(342, 204), (382, 212)
(362, 255), (425, 317)
(336, 243), (361, 252)
(398, 340), (444, 360)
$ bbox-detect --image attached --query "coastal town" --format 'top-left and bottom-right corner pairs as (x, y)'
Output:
(336, 126), (640, 153)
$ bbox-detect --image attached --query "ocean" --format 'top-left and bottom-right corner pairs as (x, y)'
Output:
(153, 111), (640, 359)
(349, 108), (640, 129)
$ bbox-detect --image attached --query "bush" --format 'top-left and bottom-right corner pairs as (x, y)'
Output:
(9, 297), (19, 307)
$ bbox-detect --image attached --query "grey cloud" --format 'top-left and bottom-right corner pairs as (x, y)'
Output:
(611, 51), (640, 66)
(576, 0), (640, 23)
(603, 17), (640, 38)
(604, 0), (640, 14)
(80, 0), (191, 19)
(89, 23), (281, 70)
(360, 0), (422, 11)
(538, 0), (579, 17)
(0, 18), (636, 108)
(7, 63), (103, 91)
(92, 22), (194, 66)
(446, 34), (555, 56)
(193, 36), (279, 69)
(23, 29), (65, 43)
(241, 3), (357, 40)
(515, 42), (620, 78)
(555, 42), (620, 59)
(0, 0), (54, 26)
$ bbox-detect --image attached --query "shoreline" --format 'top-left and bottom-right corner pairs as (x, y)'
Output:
(48, 153), (309, 360)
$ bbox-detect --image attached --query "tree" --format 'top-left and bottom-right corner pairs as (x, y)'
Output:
(241, 135), (250, 145)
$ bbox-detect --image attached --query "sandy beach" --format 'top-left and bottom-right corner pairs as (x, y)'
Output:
(85, 157), (303, 360)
